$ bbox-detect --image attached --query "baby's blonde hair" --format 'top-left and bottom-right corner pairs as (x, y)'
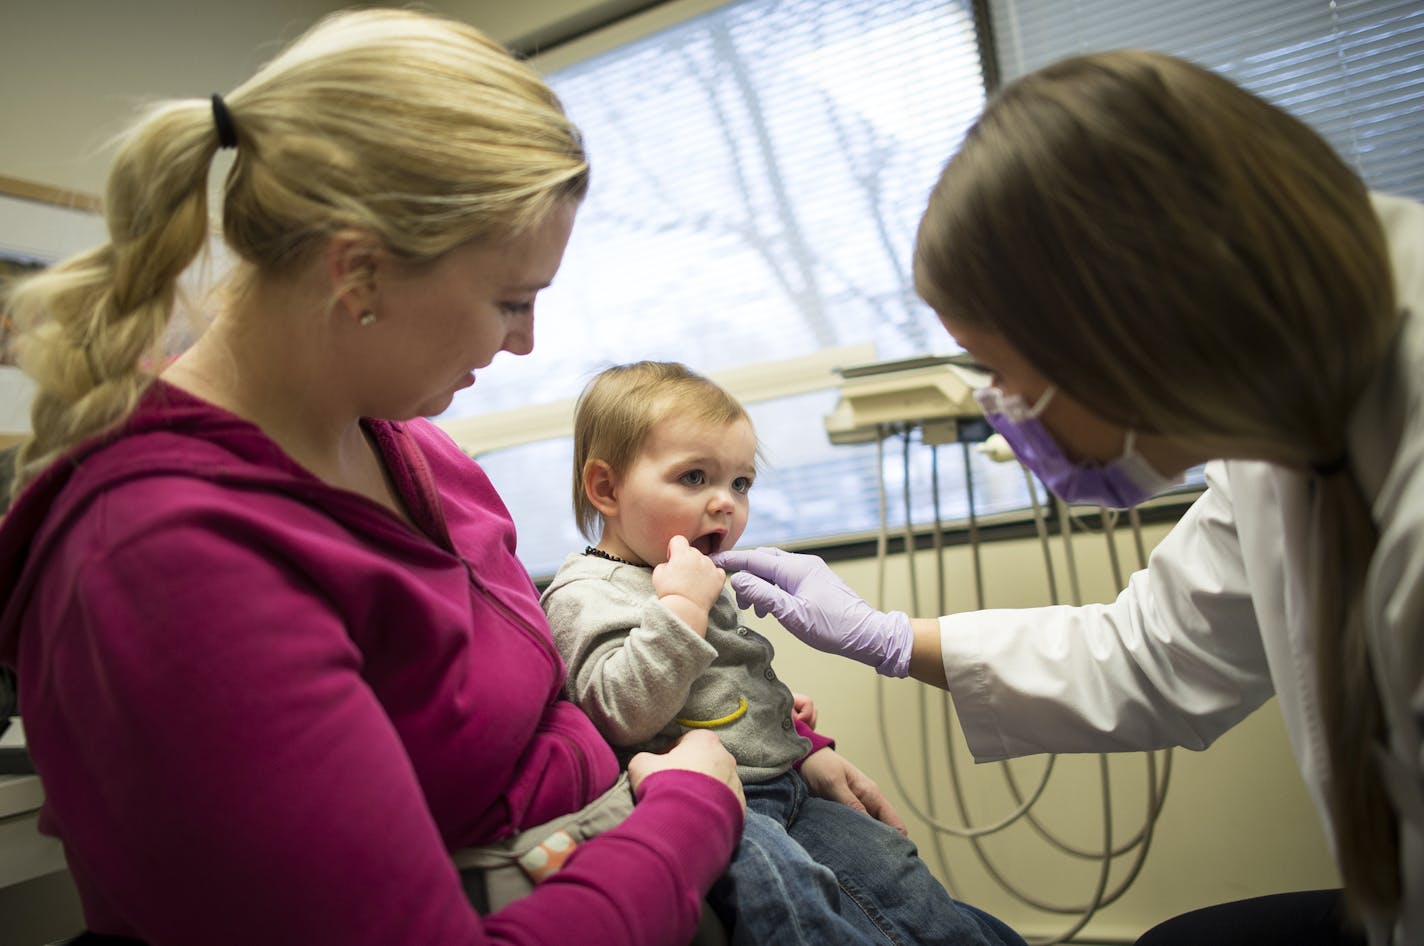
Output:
(572, 361), (753, 541)
(7, 7), (588, 495)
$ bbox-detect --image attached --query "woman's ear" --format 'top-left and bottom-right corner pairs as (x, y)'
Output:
(584, 459), (620, 518)
(325, 229), (383, 323)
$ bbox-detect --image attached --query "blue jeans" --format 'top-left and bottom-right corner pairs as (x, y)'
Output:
(708, 771), (1026, 946)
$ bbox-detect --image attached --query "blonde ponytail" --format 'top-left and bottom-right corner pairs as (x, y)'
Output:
(7, 8), (589, 500)
(10, 99), (220, 493)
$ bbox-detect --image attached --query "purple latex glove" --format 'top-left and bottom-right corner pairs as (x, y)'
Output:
(712, 547), (913, 678)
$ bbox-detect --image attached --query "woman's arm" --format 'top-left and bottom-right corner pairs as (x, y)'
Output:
(908, 618), (949, 689)
(23, 494), (739, 946)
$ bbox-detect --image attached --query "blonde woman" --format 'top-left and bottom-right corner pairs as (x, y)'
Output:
(716, 51), (1422, 946)
(0, 10), (743, 945)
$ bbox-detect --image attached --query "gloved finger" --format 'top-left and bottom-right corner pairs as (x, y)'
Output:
(734, 581), (768, 618)
(728, 570), (800, 622)
(710, 549), (741, 571)
(711, 546), (783, 574)
(727, 571), (766, 612)
(755, 548), (826, 590)
(723, 547), (813, 591)
(729, 586), (774, 618)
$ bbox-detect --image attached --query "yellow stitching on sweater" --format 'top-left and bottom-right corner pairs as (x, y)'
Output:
(676, 696), (748, 729)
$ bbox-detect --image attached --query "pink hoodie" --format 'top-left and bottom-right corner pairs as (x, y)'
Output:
(0, 382), (741, 945)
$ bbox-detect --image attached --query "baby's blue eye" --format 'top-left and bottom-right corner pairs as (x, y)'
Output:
(733, 477), (752, 494)
(680, 470), (706, 487)
(500, 301), (533, 316)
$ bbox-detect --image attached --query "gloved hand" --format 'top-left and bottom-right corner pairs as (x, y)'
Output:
(712, 547), (913, 677)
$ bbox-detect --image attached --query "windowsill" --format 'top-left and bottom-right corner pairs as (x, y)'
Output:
(804, 485), (1204, 564)
(531, 486), (1204, 588)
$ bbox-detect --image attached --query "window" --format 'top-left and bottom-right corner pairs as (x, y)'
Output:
(441, 0), (1424, 579)
(441, 0), (996, 577)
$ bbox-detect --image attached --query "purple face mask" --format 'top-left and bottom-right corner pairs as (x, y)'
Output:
(973, 385), (1180, 510)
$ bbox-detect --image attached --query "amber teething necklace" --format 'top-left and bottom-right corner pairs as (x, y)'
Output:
(583, 545), (650, 568)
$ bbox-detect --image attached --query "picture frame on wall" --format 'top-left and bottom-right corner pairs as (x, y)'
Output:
(0, 175), (104, 452)
(0, 253), (45, 367)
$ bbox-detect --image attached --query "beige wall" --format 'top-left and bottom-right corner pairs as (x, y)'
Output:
(2, 1), (340, 198)
(0, 1), (660, 199)
(1, 3), (1339, 943)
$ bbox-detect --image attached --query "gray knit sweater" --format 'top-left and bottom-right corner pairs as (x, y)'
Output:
(541, 552), (811, 783)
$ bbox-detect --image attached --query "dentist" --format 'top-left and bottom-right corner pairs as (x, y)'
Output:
(717, 50), (1422, 946)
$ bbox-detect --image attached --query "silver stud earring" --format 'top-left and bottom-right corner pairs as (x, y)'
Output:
(359, 310), (376, 327)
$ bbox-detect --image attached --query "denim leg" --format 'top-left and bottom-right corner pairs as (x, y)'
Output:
(782, 775), (1026, 946)
(708, 778), (887, 945)
(952, 899), (1029, 946)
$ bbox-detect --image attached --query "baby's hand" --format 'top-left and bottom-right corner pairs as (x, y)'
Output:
(653, 535), (726, 636)
(792, 692), (818, 730)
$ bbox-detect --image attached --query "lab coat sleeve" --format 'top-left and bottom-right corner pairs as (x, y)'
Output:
(941, 464), (1276, 762)
(1368, 191), (1424, 811)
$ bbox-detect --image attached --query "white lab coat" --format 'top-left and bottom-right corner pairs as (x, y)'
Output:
(938, 193), (1424, 944)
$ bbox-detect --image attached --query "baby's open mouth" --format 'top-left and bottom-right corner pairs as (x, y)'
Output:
(691, 532), (725, 555)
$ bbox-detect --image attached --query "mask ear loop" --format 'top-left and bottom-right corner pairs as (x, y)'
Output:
(974, 384), (1058, 423)
(1120, 428), (1138, 459)
(1024, 385), (1056, 419)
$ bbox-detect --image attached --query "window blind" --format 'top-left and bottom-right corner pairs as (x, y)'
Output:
(989, 0), (1424, 200)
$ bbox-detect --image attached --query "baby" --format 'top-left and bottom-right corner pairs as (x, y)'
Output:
(541, 360), (1022, 946)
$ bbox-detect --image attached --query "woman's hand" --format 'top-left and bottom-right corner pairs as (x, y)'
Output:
(713, 547), (914, 677)
(628, 729), (746, 813)
(799, 747), (907, 834)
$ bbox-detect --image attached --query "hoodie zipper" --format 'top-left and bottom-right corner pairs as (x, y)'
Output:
(462, 560), (562, 668)
(462, 563), (590, 802)
(386, 420), (591, 800)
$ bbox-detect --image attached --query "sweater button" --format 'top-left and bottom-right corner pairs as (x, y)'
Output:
(782, 717), (793, 730)
(737, 626), (749, 636)
(764, 668), (776, 680)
